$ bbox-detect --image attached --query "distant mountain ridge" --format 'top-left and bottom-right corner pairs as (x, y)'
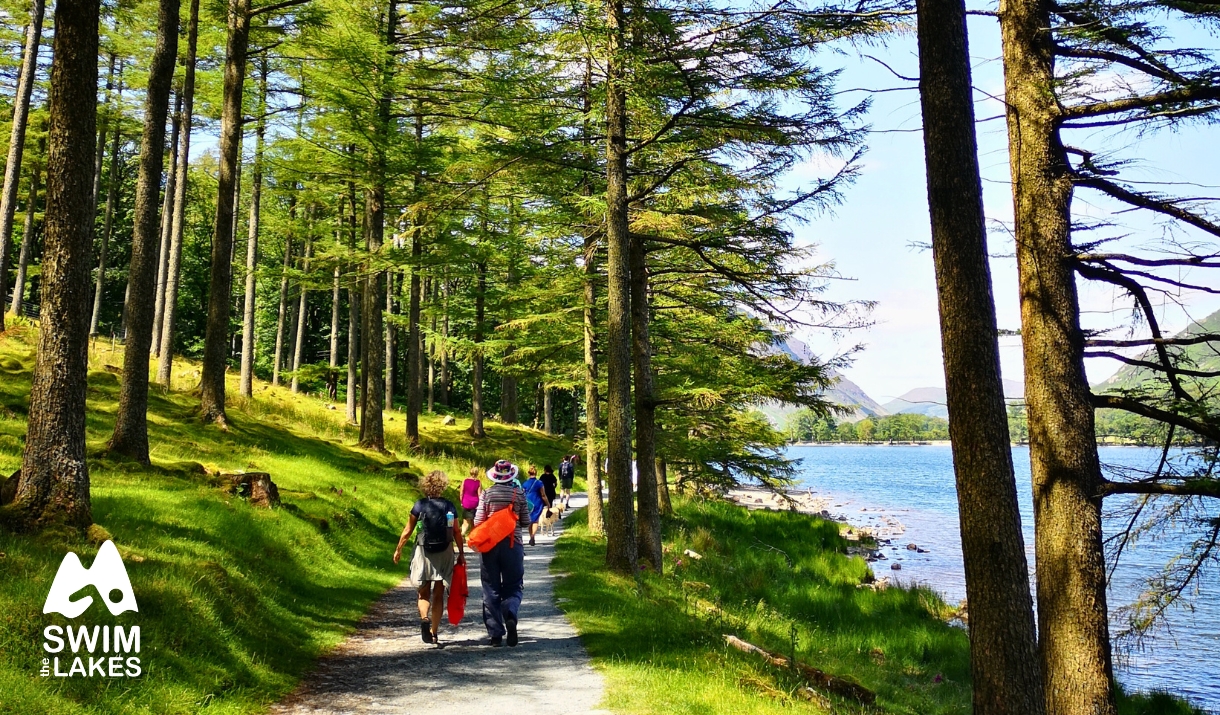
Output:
(763, 337), (887, 424)
(880, 380), (1024, 419)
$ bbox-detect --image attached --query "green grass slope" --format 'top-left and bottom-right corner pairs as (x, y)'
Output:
(554, 499), (1208, 715)
(0, 323), (573, 714)
(1094, 307), (1220, 392)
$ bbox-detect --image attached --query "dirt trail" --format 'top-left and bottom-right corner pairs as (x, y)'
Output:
(271, 495), (606, 715)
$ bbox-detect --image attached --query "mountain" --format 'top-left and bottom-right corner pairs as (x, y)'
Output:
(759, 337), (887, 425)
(882, 387), (949, 419)
(1094, 308), (1220, 391)
(880, 380), (1025, 419)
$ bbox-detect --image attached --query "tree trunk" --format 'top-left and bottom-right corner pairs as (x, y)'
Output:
(90, 53), (116, 221)
(200, 0), (253, 426)
(345, 182), (359, 424)
(999, 2), (1115, 713)
(89, 114), (121, 337)
(427, 279), (437, 413)
(630, 232), (662, 572)
(543, 387), (554, 434)
(10, 146), (42, 315)
(8, 0), (98, 529)
(603, 0), (637, 573)
(0, 0), (46, 332)
(406, 228), (422, 446)
(359, 187), (385, 449)
(240, 61), (268, 398)
(656, 457), (671, 515)
(439, 280), (450, 407)
(109, 0), (180, 462)
(917, 2), (1046, 712)
(329, 250), (340, 402)
(273, 223), (293, 385)
(291, 236), (311, 394)
(581, 54), (604, 535)
(156, 0), (199, 387)
(470, 260), (486, 438)
(151, 89), (182, 357)
(500, 376), (518, 424)
(385, 271), (395, 408)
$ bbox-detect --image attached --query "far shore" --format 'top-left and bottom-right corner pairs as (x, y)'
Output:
(787, 440), (1162, 448)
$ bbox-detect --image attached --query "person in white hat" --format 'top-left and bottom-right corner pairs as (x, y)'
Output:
(473, 459), (530, 646)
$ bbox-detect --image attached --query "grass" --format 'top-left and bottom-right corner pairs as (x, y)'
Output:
(553, 498), (1210, 715)
(0, 322), (575, 714)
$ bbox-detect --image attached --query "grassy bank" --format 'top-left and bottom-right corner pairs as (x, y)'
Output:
(0, 323), (572, 714)
(553, 498), (1207, 715)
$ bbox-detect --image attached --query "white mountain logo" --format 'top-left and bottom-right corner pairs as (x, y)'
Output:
(43, 540), (138, 619)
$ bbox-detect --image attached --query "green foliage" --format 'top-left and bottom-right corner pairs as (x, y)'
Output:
(553, 497), (972, 714)
(785, 409), (949, 443)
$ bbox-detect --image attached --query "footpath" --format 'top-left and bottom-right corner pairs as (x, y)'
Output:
(271, 494), (607, 715)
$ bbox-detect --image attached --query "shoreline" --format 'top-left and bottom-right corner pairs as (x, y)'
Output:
(787, 440), (1165, 448)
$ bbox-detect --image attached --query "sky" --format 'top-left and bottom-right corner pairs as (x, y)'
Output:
(784, 14), (1220, 405)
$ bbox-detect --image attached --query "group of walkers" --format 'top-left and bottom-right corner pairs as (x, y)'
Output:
(393, 455), (580, 648)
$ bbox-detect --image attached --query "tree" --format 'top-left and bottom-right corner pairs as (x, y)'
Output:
(240, 60), (269, 398)
(110, 0), (181, 462)
(4, 0), (99, 528)
(916, 0), (1045, 710)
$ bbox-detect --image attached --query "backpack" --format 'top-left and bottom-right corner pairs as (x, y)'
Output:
(416, 499), (453, 553)
(467, 504), (519, 553)
(560, 461), (574, 480)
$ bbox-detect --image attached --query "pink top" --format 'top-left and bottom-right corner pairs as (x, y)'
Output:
(460, 478), (481, 510)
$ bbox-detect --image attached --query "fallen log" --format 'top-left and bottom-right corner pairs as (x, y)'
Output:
(723, 634), (875, 705)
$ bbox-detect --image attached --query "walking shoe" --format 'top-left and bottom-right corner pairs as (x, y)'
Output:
(420, 619), (431, 644)
(490, 636), (503, 647)
(507, 620), (518, 647)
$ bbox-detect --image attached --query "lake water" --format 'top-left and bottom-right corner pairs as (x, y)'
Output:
(787, 444), (1219, 712)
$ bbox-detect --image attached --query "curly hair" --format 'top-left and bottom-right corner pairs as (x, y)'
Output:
(421, 470), (448, 498)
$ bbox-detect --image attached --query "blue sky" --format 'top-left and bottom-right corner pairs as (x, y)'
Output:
(788, 15), (1220, 404)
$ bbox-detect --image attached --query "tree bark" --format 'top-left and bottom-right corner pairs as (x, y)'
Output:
(89, 114), (122, 337)
(406, 228), (423, 445)
(630, 232), (662, 572)
(581, 54), (604, 535)
(603, 0), (637, 573)
(543, 387), (555, 434)
(916, 2), (1046, 712)
(329, 245), (340, 401)
(999, 3), (1116, 713)
(273, 211), (294, 386)
(439, 280), (450, 407)
(345, 181), (359, 424)
(470, 260), (487, 438)
(109, 0), (180, 462)
(427, 278), (437, 413)
(7, 0), (98, 529)
(90, 53), (117, 222)
(10, 146), (42, 315)
(200, 0), (253, 426)
(0, 0), (46, 332)
(151, 89), (183, 357)
(291, 235), (312, 394)
(385, 271), (395, 408)
(240, 61), (268, 398)
(655, 457), (671, 515)
(359, 186), (385, 449)
(156, 0), (199, 386)
(500, 376), (518, 424)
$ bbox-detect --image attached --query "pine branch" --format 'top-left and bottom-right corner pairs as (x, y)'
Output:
(1091, 393), (1220, 442)
(1075, 175), (1220, 238)
(1060, 85), (1220, 121)
(1101, 478), (1220, 498)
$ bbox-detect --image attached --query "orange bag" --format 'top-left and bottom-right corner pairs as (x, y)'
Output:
(466, 505), (518, 553)
(448, 562), (468, 625)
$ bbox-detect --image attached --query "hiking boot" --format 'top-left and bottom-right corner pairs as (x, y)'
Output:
(490, 636), (503, 647)
(507, 620), (518, 647)
(420, 620), (431, 644)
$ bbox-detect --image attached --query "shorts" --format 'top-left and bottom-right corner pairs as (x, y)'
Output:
(408, 542), (455, 588)
(560, 478), (574, 490)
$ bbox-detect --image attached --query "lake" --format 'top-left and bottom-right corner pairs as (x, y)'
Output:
(787, 444), (1219, 712)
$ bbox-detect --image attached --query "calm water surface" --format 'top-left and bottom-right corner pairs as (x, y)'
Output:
(788, 444), (1219, 712)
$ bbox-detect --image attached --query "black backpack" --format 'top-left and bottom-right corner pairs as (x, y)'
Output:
(560, 461), (574, 480)
(417, 498), (453, 553)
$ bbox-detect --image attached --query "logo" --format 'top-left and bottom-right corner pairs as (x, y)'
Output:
(44, 540), (137, 618)
(38, 540), (143, 679)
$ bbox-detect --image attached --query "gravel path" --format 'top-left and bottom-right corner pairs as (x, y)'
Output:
(271, 494), (607, 715)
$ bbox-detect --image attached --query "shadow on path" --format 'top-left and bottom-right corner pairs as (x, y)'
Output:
(272, 495), (607, 715)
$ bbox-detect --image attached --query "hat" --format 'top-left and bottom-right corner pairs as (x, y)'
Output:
(488, 460), (518, 483)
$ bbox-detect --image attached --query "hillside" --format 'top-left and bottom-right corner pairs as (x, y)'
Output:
(770, 337), (887, 423)
(880, 380), (1024, 419)
(0, 325), (574, 714)
(1094, 308), (1220, 392)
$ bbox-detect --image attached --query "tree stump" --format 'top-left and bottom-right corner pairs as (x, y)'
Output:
(225, 472), (280, 508)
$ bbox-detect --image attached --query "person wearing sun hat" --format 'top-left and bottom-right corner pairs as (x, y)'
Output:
(473, 459), (530, 646)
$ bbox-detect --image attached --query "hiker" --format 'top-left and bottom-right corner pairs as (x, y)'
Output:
(540, 464), (559, 510)
(460, 467), (482, 536)
(521, 466), (548, 546)
(393, 470), (466, 645)
(474, 460), (530, 646)
(558, 455), (576, 507)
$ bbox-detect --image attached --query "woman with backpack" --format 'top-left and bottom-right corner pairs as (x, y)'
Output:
(393, 470), (466, 645)
(471, 460), (530, 646)
(521, 465), (549, 546)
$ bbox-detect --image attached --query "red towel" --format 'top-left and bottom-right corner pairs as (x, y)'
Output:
(448, 562), (469, 625)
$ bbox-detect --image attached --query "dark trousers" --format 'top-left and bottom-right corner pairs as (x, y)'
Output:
(480, 534), (524, 638)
